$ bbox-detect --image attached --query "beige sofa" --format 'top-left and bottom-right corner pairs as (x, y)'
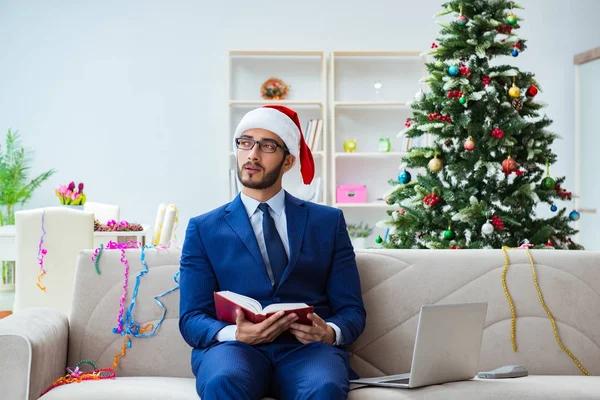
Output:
(1, 248), (599, 399)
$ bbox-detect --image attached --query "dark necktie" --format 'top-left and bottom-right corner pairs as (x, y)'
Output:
(258, 203), (288, 286)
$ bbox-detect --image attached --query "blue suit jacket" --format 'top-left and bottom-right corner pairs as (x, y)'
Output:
(179, 191), (366, 352)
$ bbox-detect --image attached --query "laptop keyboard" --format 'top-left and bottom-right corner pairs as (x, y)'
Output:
(382, 378), (410, 384)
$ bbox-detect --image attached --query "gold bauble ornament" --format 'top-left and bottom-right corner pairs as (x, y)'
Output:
(343, 139), (357, 152)
(508, 83), (520, 99)
(428, 156), (444, 173)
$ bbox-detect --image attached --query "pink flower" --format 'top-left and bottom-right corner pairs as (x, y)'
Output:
(71, 191), (80, 201)
(57, 185), (68, 195)
(107, 220), (116, 227)
(119, 220), (128, 227)
(65, 190), (73, 198)
(78, 182), (84, 192)
(68, 181), (76, 191)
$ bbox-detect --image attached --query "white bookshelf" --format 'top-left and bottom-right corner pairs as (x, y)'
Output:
(329, 50), (427, 244)
(227, 50), (328, 204)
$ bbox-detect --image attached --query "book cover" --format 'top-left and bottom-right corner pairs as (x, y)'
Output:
(214, 291), (313, 326)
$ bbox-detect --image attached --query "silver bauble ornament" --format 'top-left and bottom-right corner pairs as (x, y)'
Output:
(414, 90), (425, 102)
(481, 222), (494, 236)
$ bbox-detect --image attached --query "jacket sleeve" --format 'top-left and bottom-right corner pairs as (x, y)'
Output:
(324, 210), (367, 346)
(179, 217), (229, 349)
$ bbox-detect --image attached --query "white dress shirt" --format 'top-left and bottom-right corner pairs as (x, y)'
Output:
(216, 188), (344, 345)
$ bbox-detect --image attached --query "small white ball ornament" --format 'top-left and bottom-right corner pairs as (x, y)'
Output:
(481, 221), (494, 236)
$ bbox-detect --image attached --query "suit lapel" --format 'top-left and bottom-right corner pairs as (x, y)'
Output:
(225, 195), (265, 269)
(278, 192), (307, 288)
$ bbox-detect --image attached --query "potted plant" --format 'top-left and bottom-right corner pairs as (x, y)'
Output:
(347, 222), (373, 250)
(0, 129), (56, 288)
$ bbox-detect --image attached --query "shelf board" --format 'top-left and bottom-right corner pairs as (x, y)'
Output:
(334, 202), (397, 208)
(334, 101), (410, 107)
(335, 152), (406, 158)
(229, 50), (324, 57)
(230, 100), (324, 107)
(333, 50), (422, 57)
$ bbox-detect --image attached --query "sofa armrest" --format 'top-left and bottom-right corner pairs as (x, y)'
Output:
(0, 307), (69, 400)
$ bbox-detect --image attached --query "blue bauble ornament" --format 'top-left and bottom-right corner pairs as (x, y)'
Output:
(448, 65), (459, 76)
(569, 210), (580, 221)
(398, 169), (412, 184)
(512, 49), (519, 57)
(550, 205), (557, 212)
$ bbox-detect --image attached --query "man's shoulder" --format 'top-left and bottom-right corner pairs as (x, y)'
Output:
(302, 200), (342, 217)
(189, 202), (231, 225)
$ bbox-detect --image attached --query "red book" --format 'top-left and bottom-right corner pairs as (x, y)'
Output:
(214, 291), (314, 326)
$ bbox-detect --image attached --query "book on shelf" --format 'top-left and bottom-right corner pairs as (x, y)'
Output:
(304, 119), (323, 151)
(399, 132), (435, 151)
(214, 290), (313, 325)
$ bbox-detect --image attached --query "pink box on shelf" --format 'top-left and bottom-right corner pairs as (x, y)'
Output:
(336, 185), (367, 203)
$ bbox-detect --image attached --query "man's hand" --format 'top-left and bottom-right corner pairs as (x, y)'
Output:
(289, 313), (335, 345)
(234, 309), (298, 345)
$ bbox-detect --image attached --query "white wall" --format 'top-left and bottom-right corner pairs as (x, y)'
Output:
(1, 0), (599, 241)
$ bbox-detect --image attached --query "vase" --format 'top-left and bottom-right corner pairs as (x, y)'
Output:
(60, 205), (84, 210)
(351, 237), (367, 250)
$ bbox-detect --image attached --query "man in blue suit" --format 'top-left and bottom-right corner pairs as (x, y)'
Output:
(179, 105), (366, 400)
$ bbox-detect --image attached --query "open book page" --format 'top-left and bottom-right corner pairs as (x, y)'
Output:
(216, 291), (263, 313)
(262, 303), (310, 314)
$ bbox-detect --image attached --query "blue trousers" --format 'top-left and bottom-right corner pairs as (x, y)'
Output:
(193, 341), (351, 400)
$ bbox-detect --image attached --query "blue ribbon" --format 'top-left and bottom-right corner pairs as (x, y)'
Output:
(115, 245), (180, 340)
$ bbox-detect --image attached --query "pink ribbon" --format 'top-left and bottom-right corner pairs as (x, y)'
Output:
(105, 240), (141, 250)
(67, 367), (81, 378)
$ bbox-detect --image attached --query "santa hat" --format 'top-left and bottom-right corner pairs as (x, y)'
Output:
(233, 105), (315, 186)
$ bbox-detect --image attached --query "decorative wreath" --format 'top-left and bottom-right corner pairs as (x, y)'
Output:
(260, 78), (290, 100)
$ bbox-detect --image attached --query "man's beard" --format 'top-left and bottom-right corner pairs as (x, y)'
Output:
(237, 156), (286, 190)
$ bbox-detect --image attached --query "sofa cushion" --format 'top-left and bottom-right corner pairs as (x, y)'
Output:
(37, 375), (600, 399)
(350, 249), (600, 378)
(347, 376), (600, 399)
(68, 248), (193, 378)
(37, 376), (274, 399)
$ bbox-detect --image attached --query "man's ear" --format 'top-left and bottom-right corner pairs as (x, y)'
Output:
(283, 154), (296, 172)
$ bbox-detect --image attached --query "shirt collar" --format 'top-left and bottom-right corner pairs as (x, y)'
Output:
(240, 188), (286, 218)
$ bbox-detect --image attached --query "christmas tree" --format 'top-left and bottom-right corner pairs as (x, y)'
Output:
(382, 0), (583, 250)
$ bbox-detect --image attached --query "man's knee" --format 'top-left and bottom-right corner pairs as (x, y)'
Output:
(306, 378), (347, 399)
(198, 372), (253, 399)
(203, 372), (236, 392)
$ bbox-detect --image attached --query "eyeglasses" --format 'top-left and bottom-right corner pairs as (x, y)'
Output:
(235, 138), (288, 154)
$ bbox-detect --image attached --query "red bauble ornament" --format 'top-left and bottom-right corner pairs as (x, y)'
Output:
(502, 156), (518, 174)
(526, 85), (538, 97)
(464, 137), (475, 151)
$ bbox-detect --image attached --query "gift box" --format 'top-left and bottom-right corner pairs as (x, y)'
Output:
(336, 184), (367, 203)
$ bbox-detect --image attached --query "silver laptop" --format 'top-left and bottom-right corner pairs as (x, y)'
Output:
(350, 302), (488, 389)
